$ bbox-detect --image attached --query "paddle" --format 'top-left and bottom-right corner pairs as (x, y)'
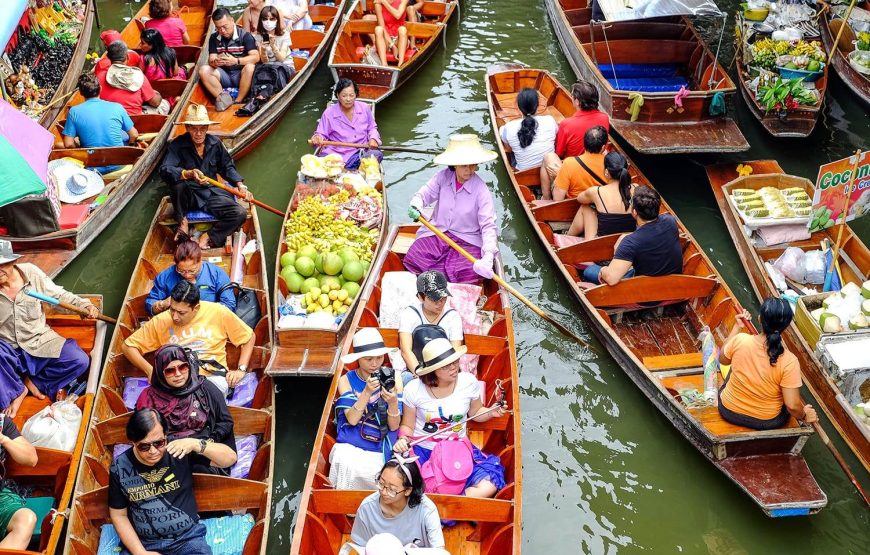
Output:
(825, 0), (858, 66)
(416, 216), (593, 349)
(811, 420), (870, 506)
(201, 176), (285, 217)
(823, 149), (861, 292)
(25, 289), (117, 324)
(307, 139), (439, 156)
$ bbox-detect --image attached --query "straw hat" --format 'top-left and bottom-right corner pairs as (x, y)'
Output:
(432, 134), (497, 166)
(0, 240), (21, 265)
(415, 337), (467, 376)
(175, 103), (219, 126)
(49, 158), (105, 204)
(341, 328), (398, 364)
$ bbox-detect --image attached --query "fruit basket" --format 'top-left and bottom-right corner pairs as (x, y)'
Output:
(776, 61), (825, 82)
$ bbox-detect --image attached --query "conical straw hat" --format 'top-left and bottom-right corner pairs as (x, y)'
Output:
(432, 134), (498, 166)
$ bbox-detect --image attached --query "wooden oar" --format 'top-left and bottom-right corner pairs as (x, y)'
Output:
(825, 0), (858, 66)
(308, 139), (439, 155)
(416, 216), (593, 349)
(811, 421), (870, 506)
(25, 289), (117, 324)
(202, 176), (285, 217)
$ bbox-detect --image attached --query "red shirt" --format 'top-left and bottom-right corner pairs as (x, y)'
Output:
(555, 109), (610, 158)
(94, 52), (142, 79)
(97, 67), (157, 116)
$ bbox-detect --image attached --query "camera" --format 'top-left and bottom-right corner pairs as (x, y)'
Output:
(377, 366), (396, 392)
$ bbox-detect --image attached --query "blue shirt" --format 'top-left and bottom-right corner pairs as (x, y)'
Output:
(145, 261), (235, 315)
(62, 98), (133, 148)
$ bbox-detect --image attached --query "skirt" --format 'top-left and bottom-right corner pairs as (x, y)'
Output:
(403, 232), (482, 284)
(413, 444), (506, 492)
(328, 442), (385, 490)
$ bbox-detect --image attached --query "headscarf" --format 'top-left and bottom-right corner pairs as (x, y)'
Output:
(136, 344), (210, 438)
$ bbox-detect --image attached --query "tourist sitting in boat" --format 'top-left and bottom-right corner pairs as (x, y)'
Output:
(405, 134), (499, 283)
(310, 78), (383, 170)
(241, 0), (265, 34)
(109, 408), (235, 555)
(500, 88), (557, 189)
(122, 281), (255, 397)
(199, 8), (259, 113)
(270, 0), (313, 30)
(349, 458), (445, 549)
(0, 241), (98, 418)
(551, 125), (607, 202)
(398, 271), (463, 384)
(392, 338), (507, 498)
(95, 30), (141, 77)
(145, 240), (235, 316)
(329, 329), (403, 490)
(718, 298), (818, 430)
(566, 150), (634, 238)
(145, 0), (190, 47)
(62, 74), (139, 152)
(138, 28), (187, 82)
(373, 0), (411, 66)
(99, 41), (168, 116)
(581, 185), (682, 286)
(540, 80), (609, 192)
(0, 416), (39, 550)
(159, 103), (250, 250)
(136, 344), (237, 475)
(254, 5), (296, 68)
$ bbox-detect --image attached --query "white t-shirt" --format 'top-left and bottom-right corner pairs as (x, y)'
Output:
(402, 372), (480, 450)
(268, 0), (312, 29)
(254, 32), (294, 66)
(499, 115), (557, 171)
(398, 302), (463, 341)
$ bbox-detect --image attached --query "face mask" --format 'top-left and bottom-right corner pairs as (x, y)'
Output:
(262, 20), (277, 31)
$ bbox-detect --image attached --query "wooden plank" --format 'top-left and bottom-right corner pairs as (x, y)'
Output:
(311, 489), (513, 522)
(584, 275), (717, 307)
(643, 352), (703, 370)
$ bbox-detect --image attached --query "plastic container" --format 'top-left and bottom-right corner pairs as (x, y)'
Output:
(742, 3), (769, 21)
(776, 62), (825, 82)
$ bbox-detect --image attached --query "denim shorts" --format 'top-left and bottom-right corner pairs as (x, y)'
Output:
(217, 67), (242, 89)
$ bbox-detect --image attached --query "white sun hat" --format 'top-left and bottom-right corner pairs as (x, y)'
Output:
(341, 328), (398, 364)
(415, 337), (467, 376)
(432, 134), (498, 166)
(48, 158), (105, 204)
(175, 103), (219, 126)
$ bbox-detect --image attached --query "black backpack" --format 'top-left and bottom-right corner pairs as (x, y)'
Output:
(410, 306), (455, 363)
(235, 63), (293, 116)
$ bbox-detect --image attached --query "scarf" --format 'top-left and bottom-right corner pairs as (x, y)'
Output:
(136, 344), (210, 438)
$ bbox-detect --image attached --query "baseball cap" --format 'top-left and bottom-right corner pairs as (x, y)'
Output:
(416, 271), (451, 301)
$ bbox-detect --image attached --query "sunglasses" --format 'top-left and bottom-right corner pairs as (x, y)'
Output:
(135, 437), (167, 452)
(163, 363), (189, 377)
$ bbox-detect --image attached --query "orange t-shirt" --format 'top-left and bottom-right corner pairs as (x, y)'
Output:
(719, 333), (801, 420)
(553, 151), (605, 199)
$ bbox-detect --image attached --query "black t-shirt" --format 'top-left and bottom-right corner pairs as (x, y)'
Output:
(108, 449), (198, 541)
(0, 417), (22, 461)
(613, 213), (682, 277)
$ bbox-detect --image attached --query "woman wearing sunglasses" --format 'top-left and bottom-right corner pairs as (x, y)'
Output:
(109, 408), (236, 555)
(136, 344), (237, 475)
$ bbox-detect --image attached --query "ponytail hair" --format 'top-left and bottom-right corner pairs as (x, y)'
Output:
(759, 297), (792, 365)
(516, 88), (539, 149)
(603, 151), (631, 210)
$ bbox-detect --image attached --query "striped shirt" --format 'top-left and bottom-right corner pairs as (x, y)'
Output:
(208, 25), (257, 59)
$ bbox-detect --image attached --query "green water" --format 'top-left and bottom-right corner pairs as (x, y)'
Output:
(61, 0), (870, 551)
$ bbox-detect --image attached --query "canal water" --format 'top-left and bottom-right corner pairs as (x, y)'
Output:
(64, 0), (869, 551)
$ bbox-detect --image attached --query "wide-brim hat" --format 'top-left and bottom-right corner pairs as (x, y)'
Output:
(49, 158), (105, 204)
(432, 134), (498, 166)
(416, 337), (467, 376)
(341, 328), (398, 364)
(0, 240), (21, 265)
(175, 103), (219, 126)
(106, 63), (145, 92)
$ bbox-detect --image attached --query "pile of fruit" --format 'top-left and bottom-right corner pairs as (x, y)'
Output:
(810, 281), (870, 333)
(732, 186), (811, 219)
(750, 38), (824, 71)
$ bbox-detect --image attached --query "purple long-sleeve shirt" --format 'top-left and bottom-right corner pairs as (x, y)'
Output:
(411, 167), (499, 255)
(313, 101), (381, 163)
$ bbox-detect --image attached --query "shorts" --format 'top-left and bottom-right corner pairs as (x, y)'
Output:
(0, 490), (26, 538)
(217, 67), (242, 89)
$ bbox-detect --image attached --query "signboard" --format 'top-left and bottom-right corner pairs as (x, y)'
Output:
(809, 151), (870, 233)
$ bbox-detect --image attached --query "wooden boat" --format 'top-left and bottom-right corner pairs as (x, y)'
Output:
(171, 0), (347, 159)
(544, 0), (749, 154)
(2, 0), (215, 278)
(734, 15), (828, 137)
(290, 223), (522, 553)
(706, 160), (870, 473)
(327, 0), (458, 103)
(270, 168), (389, 377)
(486, 65), (826, 516)
(0, 296), (106, 555)
(62, 198), (275, 555)
(819, 1), (870, 107)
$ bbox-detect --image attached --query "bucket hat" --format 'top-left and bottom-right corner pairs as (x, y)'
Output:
(432, 134), (497, 166)
(415, 337), (467, 376)
(105, 64), (145, 92)
(175, 103), (219, 126)
(341, 328), (398, 364)
(49, 159), (105, 204)
(0, 240), (21, 265)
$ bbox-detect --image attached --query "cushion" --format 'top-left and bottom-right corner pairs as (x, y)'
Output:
(97, 514), (256, 555)
(446, 283), (484, 375)
(553, 233), (583, 249)
(23, 496), (55, 537)
(227, 372), (258, 408)
(58, 203), (90, 230)
(597, 63), (678, 79)
(384, 49), (415, 64)
(230, 434), (258, 479)
(606, 77), (689, 93)
(122, 377), (151, 409)
(185, 210), (217, 222)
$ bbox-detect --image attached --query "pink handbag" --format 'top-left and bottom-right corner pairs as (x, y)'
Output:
(420, 434), (474, 495)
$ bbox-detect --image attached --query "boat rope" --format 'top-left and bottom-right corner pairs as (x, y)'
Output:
(49, 508), (69, 524)
(708, 14), (727, 90)
(600, 22), (619, 90)
(626, 92), (643, 122)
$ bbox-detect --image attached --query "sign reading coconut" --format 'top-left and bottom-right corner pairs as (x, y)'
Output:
(809, 150), (870, 233)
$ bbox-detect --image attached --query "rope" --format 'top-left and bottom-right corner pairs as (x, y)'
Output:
(626, 92), (643, 122)
(708, 91), (726, 116)
(708, 14), (727, 89)
(600, 22), (619, 90)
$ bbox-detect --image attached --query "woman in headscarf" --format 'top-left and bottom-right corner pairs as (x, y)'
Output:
(136, 344), (237, 474)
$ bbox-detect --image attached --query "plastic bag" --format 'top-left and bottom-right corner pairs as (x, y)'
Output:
(773, 247), (806, 282)
(698, 326), (719, 405)
(803, 250), (826, 284)
(21, 398), (82, 451)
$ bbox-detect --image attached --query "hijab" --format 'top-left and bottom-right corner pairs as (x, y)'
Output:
(136, 344), (210, 438)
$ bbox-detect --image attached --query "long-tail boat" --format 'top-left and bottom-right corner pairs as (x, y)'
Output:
(486, 65), (826, 516)
(819, 0), (870, 107)
(289, 223), (522, 553)
(327, 0), (458, 103)
(62, 198), (275, 554)
(171, 0), (347, 159)
(2, 0), (215, 278)
(0, 296), (106, 555)
(706, 160), (870, 473)
(544, 0), (749, 154)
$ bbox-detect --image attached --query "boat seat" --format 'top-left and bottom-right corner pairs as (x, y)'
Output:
(355, 45), (416, 65)
(98, 514), (256, 555)
(186, 210), (218, 222)
(113, 433), (259, 480)
(606, 77), (689, 93)
(597, 63), (679, 79)
(58, 204), (90, 230)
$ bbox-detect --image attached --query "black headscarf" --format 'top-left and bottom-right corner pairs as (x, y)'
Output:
(136, 344), (210, 437)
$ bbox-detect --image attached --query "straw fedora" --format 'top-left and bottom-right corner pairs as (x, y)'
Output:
(49, 158), (105, 204)
(415, 337), (467, 376)
(341, 328), (398, 364)
(432, 134), (497, 166)
(175, 103), (219, 126)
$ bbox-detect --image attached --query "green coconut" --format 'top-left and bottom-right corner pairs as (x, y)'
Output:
(862, 280), (870, 299)
(819, 312), (842, 333)
(811, 307), (825, 324)
(822, 293), (843, 309)
(849, 313), (869, 330)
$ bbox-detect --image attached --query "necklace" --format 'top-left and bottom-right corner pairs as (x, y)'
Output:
(427, 379), (456, 399)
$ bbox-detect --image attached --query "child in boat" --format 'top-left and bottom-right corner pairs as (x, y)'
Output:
(0, 416), (38, 550)
(718, 298), (818, 430)
(330, 329), (403, 490)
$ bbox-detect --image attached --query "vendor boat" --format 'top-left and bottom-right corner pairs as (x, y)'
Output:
(289, 223), (522, 553)
(486, 64), (826, 516)
(819, 0), (870, 107)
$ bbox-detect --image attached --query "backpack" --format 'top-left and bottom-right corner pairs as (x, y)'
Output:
(410, 307), (455, 363)
(235, 62), (293, 116)
(420, 434), (474, 494)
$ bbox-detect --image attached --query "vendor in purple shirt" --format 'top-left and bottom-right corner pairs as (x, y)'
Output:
(310, 78), (382, 170)
(405, 134), (500, 283)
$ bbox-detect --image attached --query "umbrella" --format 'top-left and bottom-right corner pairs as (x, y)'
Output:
(0, 99), (52, 208)
(0, 0), (28, 52)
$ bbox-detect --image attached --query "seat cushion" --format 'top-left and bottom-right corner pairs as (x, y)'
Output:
(122, 377), (151, 410)
(227, 372), (258, 408)
(186, 210), (217, 222)
(58, 203), (90, 230)
(98, 514), (256, 555)
(597, 63), (678, 79)
(606, 77), (689, 93)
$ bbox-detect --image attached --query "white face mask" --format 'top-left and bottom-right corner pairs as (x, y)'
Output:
(262, 20), (277, 31)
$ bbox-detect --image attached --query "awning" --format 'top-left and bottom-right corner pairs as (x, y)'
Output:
(599, 0), (723, 22)
(0, 99), (52, 208)
(1, 0), (28, 51)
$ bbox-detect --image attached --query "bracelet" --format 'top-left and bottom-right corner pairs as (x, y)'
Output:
(387, 410), (400, 417)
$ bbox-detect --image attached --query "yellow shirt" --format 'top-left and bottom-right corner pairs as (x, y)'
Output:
(124, 301), (252, 372)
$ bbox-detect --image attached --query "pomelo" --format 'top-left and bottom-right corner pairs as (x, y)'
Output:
(284, 272), (305, 294)
(280, 251), (296, 269)
(320, 275), (342, 291)
(295, 256), (316, 277)
(342, 260), (364, 282)
(322, 252), (344, 276)
(298, 245), (318, 259)
(301, 277), (320, 294)
(314, 253), (325, 274)
(807, 60), (820, 72)
(342, 281), (361, 299)
(339, 248), (360, 265)
(280, 266), (296, 287)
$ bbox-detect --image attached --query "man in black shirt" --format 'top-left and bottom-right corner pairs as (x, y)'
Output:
(198, 8), (259, 112)
(160, 104), (249, 250)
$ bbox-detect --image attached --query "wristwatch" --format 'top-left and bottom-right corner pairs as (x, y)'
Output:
(199, 438), (207, 454)
(238, 364), (248, 373)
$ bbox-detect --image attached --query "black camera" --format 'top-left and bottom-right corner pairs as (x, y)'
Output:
(377, 366), (396, 392)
